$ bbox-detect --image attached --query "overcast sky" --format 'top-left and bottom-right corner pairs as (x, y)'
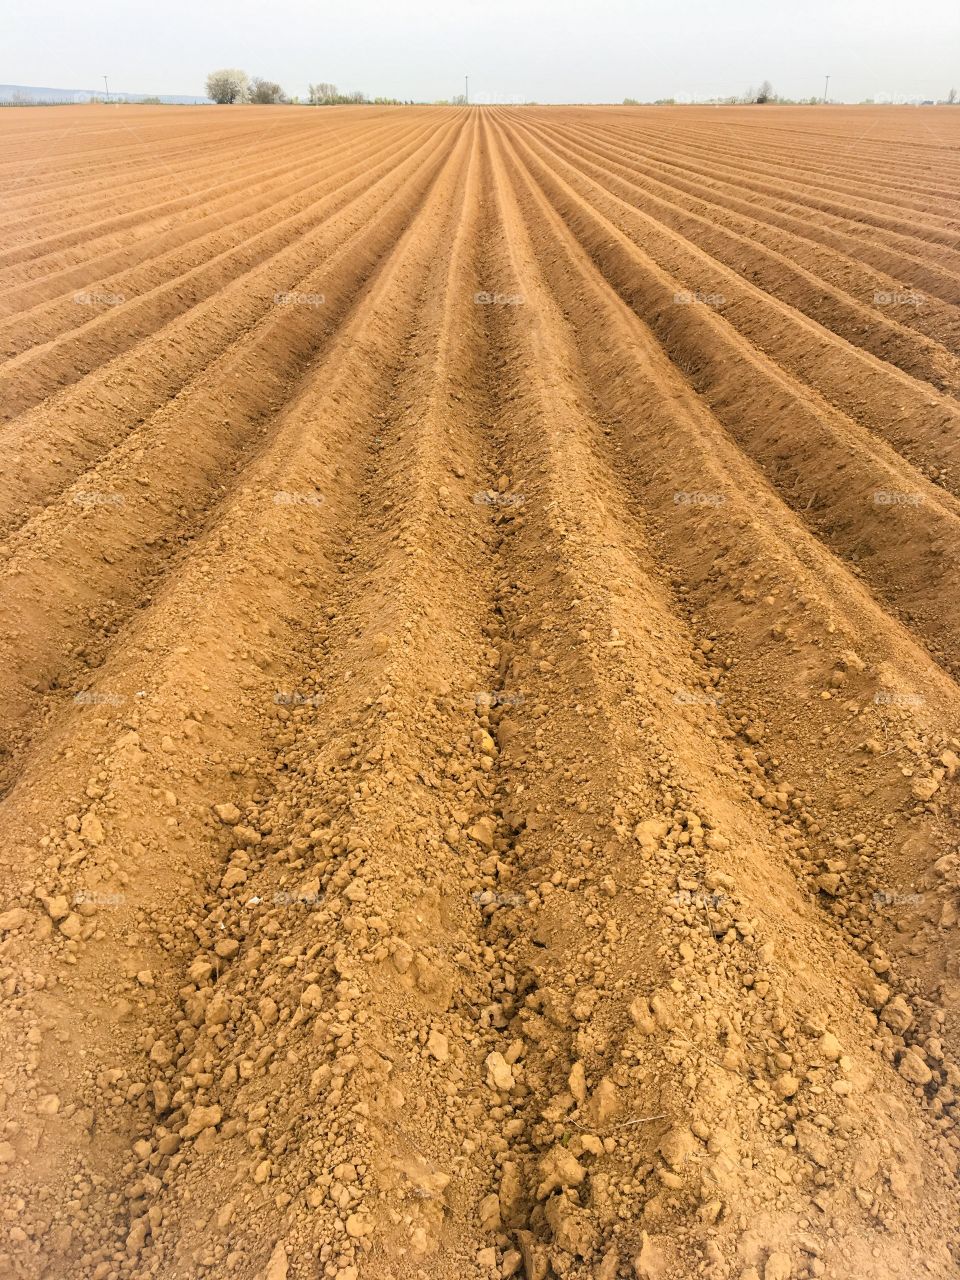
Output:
(5, 0), (959, 103)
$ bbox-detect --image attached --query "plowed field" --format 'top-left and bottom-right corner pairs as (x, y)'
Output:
(2, 102), (960, 1280)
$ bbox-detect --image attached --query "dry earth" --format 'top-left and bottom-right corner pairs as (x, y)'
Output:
(0, 102), (959, 1280)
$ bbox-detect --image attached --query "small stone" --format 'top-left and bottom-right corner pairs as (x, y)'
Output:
(699, 1198), (723, 1224)
(597, 1249), (620, 1280)
(0, 908), (28, 933)
(126, 1219), (147, 1258)
(80, 813), (104, 845)
(485, 1051), (515, 1091)
(214, 803), (242, 825)
(568, 1060), (587, 1104)
(263, 1241), (288, 1280)
(468, 817), (496, 849)
(536, 1146), (586, 1198)
(634, 1232), (665, 1278)
(898, 1050), (932, 1086)
(819, 1032), (842, 1062)
(152, 1079), (171, 1112)
(427, 1030), (449, 1062)
(345, 1213), (372, 1238)
(588, 1076), (620, 1126)
(659, 1126), (696, 1171)
(867, 981), (891, 1010)
(182, 1104), (221, 1137)
(628, 996), (657, 1034)
(205, 994), (231, 1026)
(544, 1193), (598, 1257)
(300, 983), (324, 1009)
(501, 1250), (522, 1277)
(498, 1161), (525, 1228)
(478, 1192), (501, 1232)
(775, 1074), (800, 1099)
(59, 914), (83, 939)
(44, 896), (70, 922)
(764, 1252), (792, 1280)
(881, 995), (913, 1034)
(911, 776), (940, 802)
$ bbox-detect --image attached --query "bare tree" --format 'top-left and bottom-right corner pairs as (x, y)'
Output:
(306, 83), (370, 105)
(756, 79), (774, 103)
(205, 69), (249, 104)
(249, 77), (286, 104)
(949, 88), (958, 105)
(308, 82), (338, 104)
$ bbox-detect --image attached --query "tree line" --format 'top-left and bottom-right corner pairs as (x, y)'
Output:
(624, 81), (960, 106)
(205, 69), (407, 105)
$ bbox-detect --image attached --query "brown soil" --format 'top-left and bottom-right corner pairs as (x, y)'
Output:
(1, 102), (960, 1280)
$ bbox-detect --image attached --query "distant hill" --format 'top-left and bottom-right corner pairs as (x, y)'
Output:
(0, 83), (210, 105)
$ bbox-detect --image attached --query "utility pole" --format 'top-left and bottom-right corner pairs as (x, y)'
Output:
(823, 74), (830, 104)
(465, 75), (469, 105)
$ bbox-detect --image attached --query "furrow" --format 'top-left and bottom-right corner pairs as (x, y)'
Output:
(0, 108), (479, 1280)
(0, 117), (414, 304)
(0, 116), (469, 787)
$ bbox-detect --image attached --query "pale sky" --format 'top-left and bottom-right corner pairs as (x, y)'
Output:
(4, 0), (959, 103)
